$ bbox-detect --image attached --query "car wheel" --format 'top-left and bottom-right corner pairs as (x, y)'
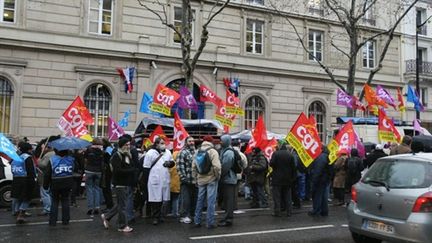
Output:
(351, 232), (382, 243)
(0, 184), (12, 207)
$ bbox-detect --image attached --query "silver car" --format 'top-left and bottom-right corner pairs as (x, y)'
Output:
(347, 153), (432, 243)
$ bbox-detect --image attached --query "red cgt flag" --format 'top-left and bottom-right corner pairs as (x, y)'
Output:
(150, 83), (180, 116)
(286, 112), (322, 168)
(378, 109), (401, 143)
(57, 96), (93, 137)
(327, 120), (355, 164)
(245, 115), (267, 154)
(173, 112), (189, 152)
(397, 87), (406, 112)
(143, 125), (170, 148)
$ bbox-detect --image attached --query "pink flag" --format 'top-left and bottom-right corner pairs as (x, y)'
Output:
(336, 89), (353, 108)
(413, 119), (423, 135)
(376, 85), (396, 109)
(108, 116), (125, 141)
(353, 130), (365, 158)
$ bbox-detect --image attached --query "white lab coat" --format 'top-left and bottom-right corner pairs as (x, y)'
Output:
(143, 148), (172, 202)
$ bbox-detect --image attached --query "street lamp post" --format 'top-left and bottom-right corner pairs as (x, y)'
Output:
(416, 15), (432, 120)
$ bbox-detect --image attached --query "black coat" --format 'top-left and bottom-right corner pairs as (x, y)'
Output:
(11, 155), (36, 201)
(110, 151), (137, 187)
(364, 150), (387, 168)
(269, 149), (297, 186)
(310, 151), (333, 191)
(246, 152), (268, 185)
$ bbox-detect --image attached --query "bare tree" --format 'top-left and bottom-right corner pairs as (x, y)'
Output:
(270, 0), (418, 116)
(138, 0), (230, 117)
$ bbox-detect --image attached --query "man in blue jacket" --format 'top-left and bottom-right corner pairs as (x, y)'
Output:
(218, 134), (237, 227)
(308, 146), (333, 217)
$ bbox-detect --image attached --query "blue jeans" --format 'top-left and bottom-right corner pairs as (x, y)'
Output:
(40, 186), (51, 213)
(106, 187), (129, 229)
(297, 173), (306, 200)
(171, 192), (180, 217)
(13, 199), (29, 213)
(311, 182), (330, 216)
(194, 180), (218, 227)
(85, 172), (102, 210)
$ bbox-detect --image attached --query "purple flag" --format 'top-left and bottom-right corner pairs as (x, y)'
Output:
(376, 85), (396, 109)
(353, 130), (365, 159)
(178, 86), (198, 111)
(336, 89), (353, 108)
(108, 116), (125, 141)
(413, 119), (423, 135)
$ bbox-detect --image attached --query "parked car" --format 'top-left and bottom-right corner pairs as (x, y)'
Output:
(347, 153), (432, 243)
(0, 156), (13, 207)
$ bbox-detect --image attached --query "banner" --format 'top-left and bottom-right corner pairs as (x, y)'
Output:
(200, 84), (222, 105)
(286, 113), (322, 167)
(245, 115), (267, 154)
(397, 87), (406, 112)
(215, 102), (234, 127)
(336, 89), (353, 108)
(364, 84), (388, 108)
(0, 133), (22, 162)
(223, 77), (240, 96)
(178, 86), (198, 111)
(108, 117), (125, 141)
(150, 84), (180, 116)
(376, 85), (396, 109)
(351, 96), (366, 111)
(173, 112), (189, 152)
(143, 125), (169, 148)
(327, 120), (355, 164)
(225, 90), (244, 116)
(57, 96), (93, 137)
(118, 110), (130, 128)
(139, 92), (163, 117)
(262, 138), (278, 161)
(378, 109), (401, 143)
(407, 85), (425, 112)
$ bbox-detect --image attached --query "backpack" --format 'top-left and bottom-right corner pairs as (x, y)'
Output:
(226, 148), (243, 174)
(195, 148), (212, 174)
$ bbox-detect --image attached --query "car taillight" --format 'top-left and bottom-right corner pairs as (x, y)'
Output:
(351, 186), (358, 203)
(412, 192), (432, 213)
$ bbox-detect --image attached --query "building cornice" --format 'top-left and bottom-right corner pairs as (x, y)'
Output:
(0, 58), (27, 68)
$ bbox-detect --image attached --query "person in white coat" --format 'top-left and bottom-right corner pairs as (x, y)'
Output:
(143, 137), (174, 225)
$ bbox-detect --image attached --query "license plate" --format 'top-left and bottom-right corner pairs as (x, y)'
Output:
(363, 220), (394, 234)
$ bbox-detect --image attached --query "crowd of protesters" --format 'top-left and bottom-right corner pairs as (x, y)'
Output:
(3, 133), (421, 233)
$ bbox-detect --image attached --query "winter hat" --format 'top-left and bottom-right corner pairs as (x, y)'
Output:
(19, 142), (33, 153)
(118, 138), (130, 148)
(202, 135), (214, 143)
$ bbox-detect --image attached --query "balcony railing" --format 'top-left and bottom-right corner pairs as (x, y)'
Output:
(362, 17), (376, 26)
(405, 59), (432, 74)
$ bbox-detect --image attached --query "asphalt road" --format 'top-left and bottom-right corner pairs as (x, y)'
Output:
(0, 198), (355, 243)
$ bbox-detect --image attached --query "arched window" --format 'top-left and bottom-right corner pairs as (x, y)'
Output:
(244, 95), (265, 129)
(0, 77), (13, 133)
(166, 79), (204, 119)
(84, 83), (112, 137)
(308, 100), (326, 142)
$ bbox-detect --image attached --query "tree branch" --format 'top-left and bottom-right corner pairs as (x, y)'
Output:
(137, 0), (181, 37)
(331, 40), (350, 58)
(358, 0), (419, 101)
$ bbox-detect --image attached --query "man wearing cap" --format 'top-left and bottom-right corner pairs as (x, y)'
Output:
(193, 135), (221, 229)
(364, 144), (387, 169)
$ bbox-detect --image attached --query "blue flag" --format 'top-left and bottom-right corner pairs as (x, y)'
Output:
(139, 92), (162, 117)
(118, 110), (131, 128)
(407, 85), (425, 112)
(0, 133), (22, 162)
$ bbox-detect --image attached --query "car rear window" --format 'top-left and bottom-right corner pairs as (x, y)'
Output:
(362, 160), (432, 189)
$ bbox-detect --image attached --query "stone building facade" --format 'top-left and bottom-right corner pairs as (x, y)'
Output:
(0, 0), (408, 143)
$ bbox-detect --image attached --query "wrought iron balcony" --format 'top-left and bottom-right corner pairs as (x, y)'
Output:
(362, 18), (376, 26)
(405, 59), (432, 74)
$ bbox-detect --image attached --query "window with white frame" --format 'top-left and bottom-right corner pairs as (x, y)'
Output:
(0, 77), (13, 133)
(308, 30), (323, 61)
(421, 88), (428, 107)
(244, 96), (265, 130)
(173, 7), (195, 44)
(1, 0), (15, 23)
(308, 0), (323, 15)
(246, 19), (264, 54)
(363, 40), (375, 68)
(84, 83), (112, 137)
(89, 0), (113, 35)
(308, 101), (326, 142)
(247, 0), (264, 5)
(362, 0), (375, 25)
